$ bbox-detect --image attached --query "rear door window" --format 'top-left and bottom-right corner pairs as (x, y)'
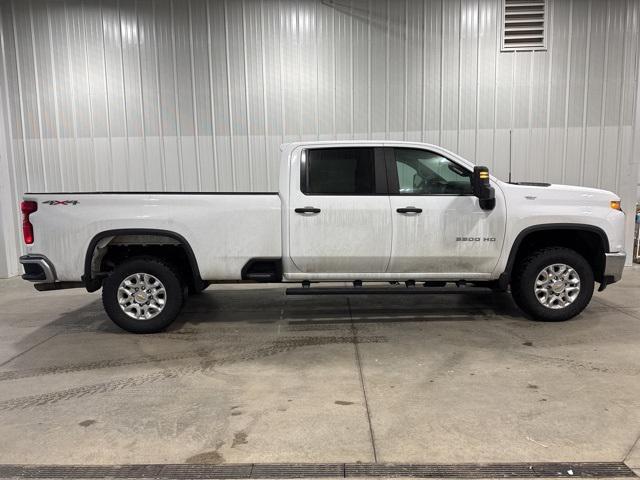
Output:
(303, 148), (376, 195)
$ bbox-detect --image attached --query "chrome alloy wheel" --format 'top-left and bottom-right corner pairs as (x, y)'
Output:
(534, 263), (581, 309)
(117, 273), (167, 320)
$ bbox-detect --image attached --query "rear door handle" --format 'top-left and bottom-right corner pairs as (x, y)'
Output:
(295, 207), (321, 214)
(396, 206), (422, 214)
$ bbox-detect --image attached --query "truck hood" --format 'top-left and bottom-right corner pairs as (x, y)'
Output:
(495, 179), (626, 254)
(498, 180), (620, 205)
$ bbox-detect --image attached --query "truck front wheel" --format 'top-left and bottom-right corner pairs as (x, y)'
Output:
(511, 247), (594, 322)
(102, 256), (185, 333)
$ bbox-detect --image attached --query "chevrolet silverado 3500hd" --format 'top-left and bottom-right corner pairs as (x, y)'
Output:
(19, 141), (626, 333)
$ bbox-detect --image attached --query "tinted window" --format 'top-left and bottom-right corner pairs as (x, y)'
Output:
(305, 148), (375, 195)
(394, 148), (472, 195)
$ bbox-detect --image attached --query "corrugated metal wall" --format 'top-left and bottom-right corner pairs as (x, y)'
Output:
(0, 0), (639, 276)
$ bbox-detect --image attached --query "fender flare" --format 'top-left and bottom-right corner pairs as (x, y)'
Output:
(498, 223), (610, 288)
(82, 228), (203, 292)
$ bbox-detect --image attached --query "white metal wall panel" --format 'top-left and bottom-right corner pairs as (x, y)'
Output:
(0, 0), (639, 277)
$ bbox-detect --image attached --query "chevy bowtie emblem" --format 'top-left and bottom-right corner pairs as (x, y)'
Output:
(42, 200), (79, 205)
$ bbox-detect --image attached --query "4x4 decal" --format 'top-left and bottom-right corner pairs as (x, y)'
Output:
(42, 200), (79, 206)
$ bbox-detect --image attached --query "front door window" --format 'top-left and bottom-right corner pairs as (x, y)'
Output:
(394, 149), (472, 196)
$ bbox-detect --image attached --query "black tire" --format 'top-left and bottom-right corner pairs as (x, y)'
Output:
(511, 247), (594, 322)
(102, 256), (185, 333)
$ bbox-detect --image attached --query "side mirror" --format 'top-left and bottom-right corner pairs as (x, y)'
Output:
(472, 166), (495, 210)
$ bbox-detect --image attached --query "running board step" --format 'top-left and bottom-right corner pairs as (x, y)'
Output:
(34, 281), (84, 292)
(286, 287), (492, 295)
(245, 272), (279, 282)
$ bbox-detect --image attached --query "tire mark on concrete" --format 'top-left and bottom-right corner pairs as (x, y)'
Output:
(0, 335), (386, 411)
(0, 348), (215, 381)
(0, 339), (253, 382)
(0, 332), (365, 381)
(514, 351), (640, 376)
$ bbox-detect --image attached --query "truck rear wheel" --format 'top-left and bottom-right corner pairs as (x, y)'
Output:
(102, 256), (184, 333)
(511, 247), (594, 322)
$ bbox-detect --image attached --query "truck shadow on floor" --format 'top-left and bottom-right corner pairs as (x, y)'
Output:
(174, 287), (526, 328)
(10, 288), (527, 347)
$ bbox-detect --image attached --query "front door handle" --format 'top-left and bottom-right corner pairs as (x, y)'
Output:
(295, 206), (321, 214)
(396, 206), (422, 214)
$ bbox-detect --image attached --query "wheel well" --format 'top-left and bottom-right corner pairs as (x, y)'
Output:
(508, 227), (607, 284)
(84, 231), (204, 292)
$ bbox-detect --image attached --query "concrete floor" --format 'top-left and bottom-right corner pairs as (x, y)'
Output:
(0, 268), (640, 472)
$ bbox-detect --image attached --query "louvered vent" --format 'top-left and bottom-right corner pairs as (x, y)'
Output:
(502, 0), (547, 51)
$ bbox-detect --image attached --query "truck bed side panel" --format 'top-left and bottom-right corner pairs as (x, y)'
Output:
(22, 193), (282, 281)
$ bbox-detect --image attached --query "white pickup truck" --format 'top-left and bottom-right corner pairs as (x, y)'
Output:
(19, 141), (626, 333)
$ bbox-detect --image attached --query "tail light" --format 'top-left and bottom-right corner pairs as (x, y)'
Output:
(21, 201), (37, 244)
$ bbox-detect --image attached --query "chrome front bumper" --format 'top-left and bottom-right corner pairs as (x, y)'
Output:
(19, 255), (57, 283)
(604, 251), (626, 283)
